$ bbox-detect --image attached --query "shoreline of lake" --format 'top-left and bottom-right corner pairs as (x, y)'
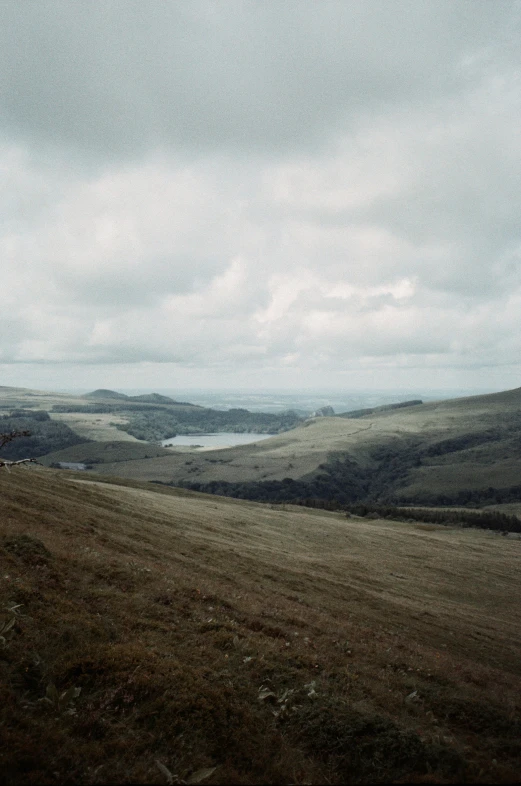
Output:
(161, 432), (274, 449)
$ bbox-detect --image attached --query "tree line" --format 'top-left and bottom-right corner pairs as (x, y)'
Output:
(0, 411), (86, 460)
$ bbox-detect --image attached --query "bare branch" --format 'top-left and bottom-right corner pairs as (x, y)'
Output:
(0, 430), (37, 470)
(0, 430), (31, 448)
(0, 458), (38, 472)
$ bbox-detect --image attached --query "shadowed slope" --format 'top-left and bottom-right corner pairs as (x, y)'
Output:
(1, 466), (520, 783)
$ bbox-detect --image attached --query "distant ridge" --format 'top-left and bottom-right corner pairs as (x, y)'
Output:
(84, 389), (129, 400)
(129, 393), (176, 404)
(339, 399), (423, 419)
(83, 389), (193, 406)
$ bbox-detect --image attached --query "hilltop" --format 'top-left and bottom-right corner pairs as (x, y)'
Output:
(128, 393), (179, 404)
(84, 389), (130, 400)
(85, 390), (182, 405)
(1, 465), (520, 783)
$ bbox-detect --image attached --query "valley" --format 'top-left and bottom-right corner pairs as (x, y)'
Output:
(4, 385), (521, 508)
(2, 385), (521, 782)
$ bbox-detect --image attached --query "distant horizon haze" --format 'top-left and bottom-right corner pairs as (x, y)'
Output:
(25, 384), (505, 415)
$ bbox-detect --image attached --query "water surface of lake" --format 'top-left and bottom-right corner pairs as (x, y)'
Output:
(161, 432), (273, 449)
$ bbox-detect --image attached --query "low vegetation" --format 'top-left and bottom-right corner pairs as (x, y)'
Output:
(0, 411), (87, 460)
(113, 407), (302, 441)
(180, 476), (521, 533)
(180, 453), (370, 505)
(50, 402), (302, 441)
(1, 465), (520, 783)
(344, 503), (521, 533)
(38, 441), (173, 468)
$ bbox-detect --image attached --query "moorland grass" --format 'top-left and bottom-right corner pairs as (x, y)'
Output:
(1, 467), (520, 783)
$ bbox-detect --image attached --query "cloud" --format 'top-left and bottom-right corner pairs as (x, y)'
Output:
(2, 1), (521, 390)
(0, 1), (513, 160)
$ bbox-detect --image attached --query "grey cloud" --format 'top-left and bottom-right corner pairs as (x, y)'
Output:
(0, 1), (514, 161)
(55, 254), (224, 308)
(0, 316), (29, 360)
(257, 84), (521, 301)
(2, 2), (521, 389)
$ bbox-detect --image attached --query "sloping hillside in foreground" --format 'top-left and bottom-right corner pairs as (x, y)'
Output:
(1, 466), (521, 784)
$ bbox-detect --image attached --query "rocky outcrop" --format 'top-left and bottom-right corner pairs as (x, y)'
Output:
(311, 405), (335, 418)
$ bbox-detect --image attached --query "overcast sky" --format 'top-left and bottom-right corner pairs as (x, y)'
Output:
(2, 0), (521, 393)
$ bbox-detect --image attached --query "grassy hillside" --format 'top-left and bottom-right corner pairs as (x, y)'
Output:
(49, 412), (144, 443)
(79, 388), (521, 508)
(38, 441), (173, 467)
(6, 385), (521, 506)
(0, 387), (145, 443)
(1, 465), (520, 783)
(338, 399), (424, 418)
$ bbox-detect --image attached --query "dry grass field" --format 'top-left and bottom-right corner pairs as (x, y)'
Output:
(1, 466), (520, 783)
(39, 441), (173, 467)
(49, 413), (140, 443)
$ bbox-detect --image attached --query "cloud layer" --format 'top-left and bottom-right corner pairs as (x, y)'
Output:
(2, 1), (521, 390)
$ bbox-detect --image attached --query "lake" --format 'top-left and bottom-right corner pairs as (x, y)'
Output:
(161, 432), (274, 449)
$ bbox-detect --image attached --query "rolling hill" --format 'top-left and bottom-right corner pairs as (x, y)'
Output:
(5, 385), (521, 506)
(1, 465), (520, 783)
(0, 385), (301, 445)
(84, 389), (130, 400)
(68, 387), (521, 508)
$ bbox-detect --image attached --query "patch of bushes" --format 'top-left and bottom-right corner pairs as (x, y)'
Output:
(181, 453), (370, 504)
(2, 534), (52, 565)
(178, 451), (521, 532)
(345, 503), (521, 533)
(51, 403), (120, 414)
(421, 429), (502, 457)
(396, 484), (521, 507)
(0, 412), (87, 460)
(116, 407), (302, 442)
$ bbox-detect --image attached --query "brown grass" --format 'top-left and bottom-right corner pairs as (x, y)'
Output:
(49, 413), (139, 443)
(39, 441), (172, 467)
(1, 466), (520, 783)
